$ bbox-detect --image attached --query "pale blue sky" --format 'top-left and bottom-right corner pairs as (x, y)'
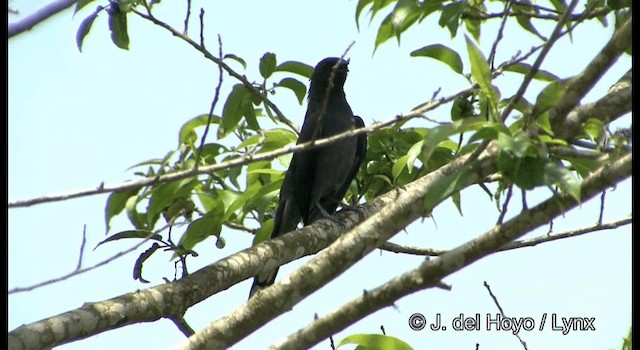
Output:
(8, 1), (631, 349)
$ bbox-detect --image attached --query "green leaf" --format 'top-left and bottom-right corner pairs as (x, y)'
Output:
(406, 140), (424, 171)
(423, 163), (473, 210)
(439, 1), (464, 37)
(223, 53), (247, 69)
(465, 35), (499, 120)
(74, 0), (96, 13)
(390, 0), (421, 44)
(355, 0), (376, 30)
(125, 195), (146, 229)
(252, 218), (274, 245)
(543, 161), (581, 201)
(274, 61), (314, 79)
(76, 6), (102, 52)
(451, 94), (474, 120)
(338, 334), (413, 350)
(259, 52), (277, 79)
(146, 178), (199, 227)
(583, 118), (604, 142)
(175, 204), (224, 257)
(107, 4), (129, 50)
(467, 122), (510, 144)
(179, 114), (222, 146)
(422, 116), (489, 164)
(224, 182), (261, 219)
(410, 44), (463, 74)
(276, 78), (307, 104)
(242, 97), (259, 130)
(451, 190), (463, 215)
(531, 79), (568, 118)
(133, 242), (161, 283)
(95, 230), (161, 249)
(374, 15), (394, 51)
(105, 187), (140, 233)
(464, 16), (481, 42)
(504, 63), (560, 82)
(219, 84), (247, 139)
(513, 0), (547, 40)
(392, 155), (409, 180)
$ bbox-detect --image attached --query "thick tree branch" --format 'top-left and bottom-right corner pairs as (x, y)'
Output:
(550, 16), (632, 134)
(271, 153), (631, 350)
(8, 0), (76, 38)
(555, 68), (632, 140)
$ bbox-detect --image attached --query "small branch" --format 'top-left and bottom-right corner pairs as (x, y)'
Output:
(8, 0), (76, 38)
(195, 32), (224, 168)
(170, 316), (196, 337)
(487, 0), (513, 69)
(75, 225), (88, 270)
(483, 281), (528, 350)
(132, 9), (300, 134)
(183, 0), (192, 35)
(8, 231), (160, 294)
(461, 6), (609, 22)
(496, 184), (513, 225)
(379, 242), (446, 256)
(500, 0), (581, 122)
(378, 216), (632, 256)
(598, 190), (606, 225)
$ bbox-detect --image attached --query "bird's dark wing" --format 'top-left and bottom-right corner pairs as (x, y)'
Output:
(332, 115), (367, 209)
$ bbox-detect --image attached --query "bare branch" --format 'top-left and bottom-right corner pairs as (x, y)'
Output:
(379, 216), (632, 256)
(9, 231), (161, 294)
(195, 32), (224, 168)
(132, 9), (300, 133)
(551, 16), (632, 135)
(483, 281), (529, 349)
(75, 225), (87, 270)
(500, 0), (580, 122)
(8, 0), (76, 38)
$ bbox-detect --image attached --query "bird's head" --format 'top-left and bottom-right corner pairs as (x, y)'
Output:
(310, 57), (349, 91)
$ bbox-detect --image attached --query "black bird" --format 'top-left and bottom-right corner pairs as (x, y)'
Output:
(249, 57), (367, 298)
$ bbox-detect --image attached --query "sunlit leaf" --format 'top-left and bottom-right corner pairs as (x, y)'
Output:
(259, 52), (277, 79)
(338, 333), (413, 350)
(410, 44), (463, 74)
(274, 61), (314, 79)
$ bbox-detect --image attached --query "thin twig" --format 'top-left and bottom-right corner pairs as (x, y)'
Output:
(133, 8), (299, 133)
(76, 225), (88, 270)
(598, 190), (606, 225)
(379, 216), (632, 256)
(195, 32), (224, 168)
(496, 184), (513, 225)
(8, 231), (161, 294)
(183, 0), (192, 35)
(488, 0), (514, 69)
(170, 316), (196, 337)
(483, 281), (529, 350)
(500, 0), (581, 122)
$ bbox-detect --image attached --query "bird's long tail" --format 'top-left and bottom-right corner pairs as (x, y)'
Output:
(248, 197), (300, 298)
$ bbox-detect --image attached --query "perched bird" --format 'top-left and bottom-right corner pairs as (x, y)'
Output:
(249, 57), (367, 298)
